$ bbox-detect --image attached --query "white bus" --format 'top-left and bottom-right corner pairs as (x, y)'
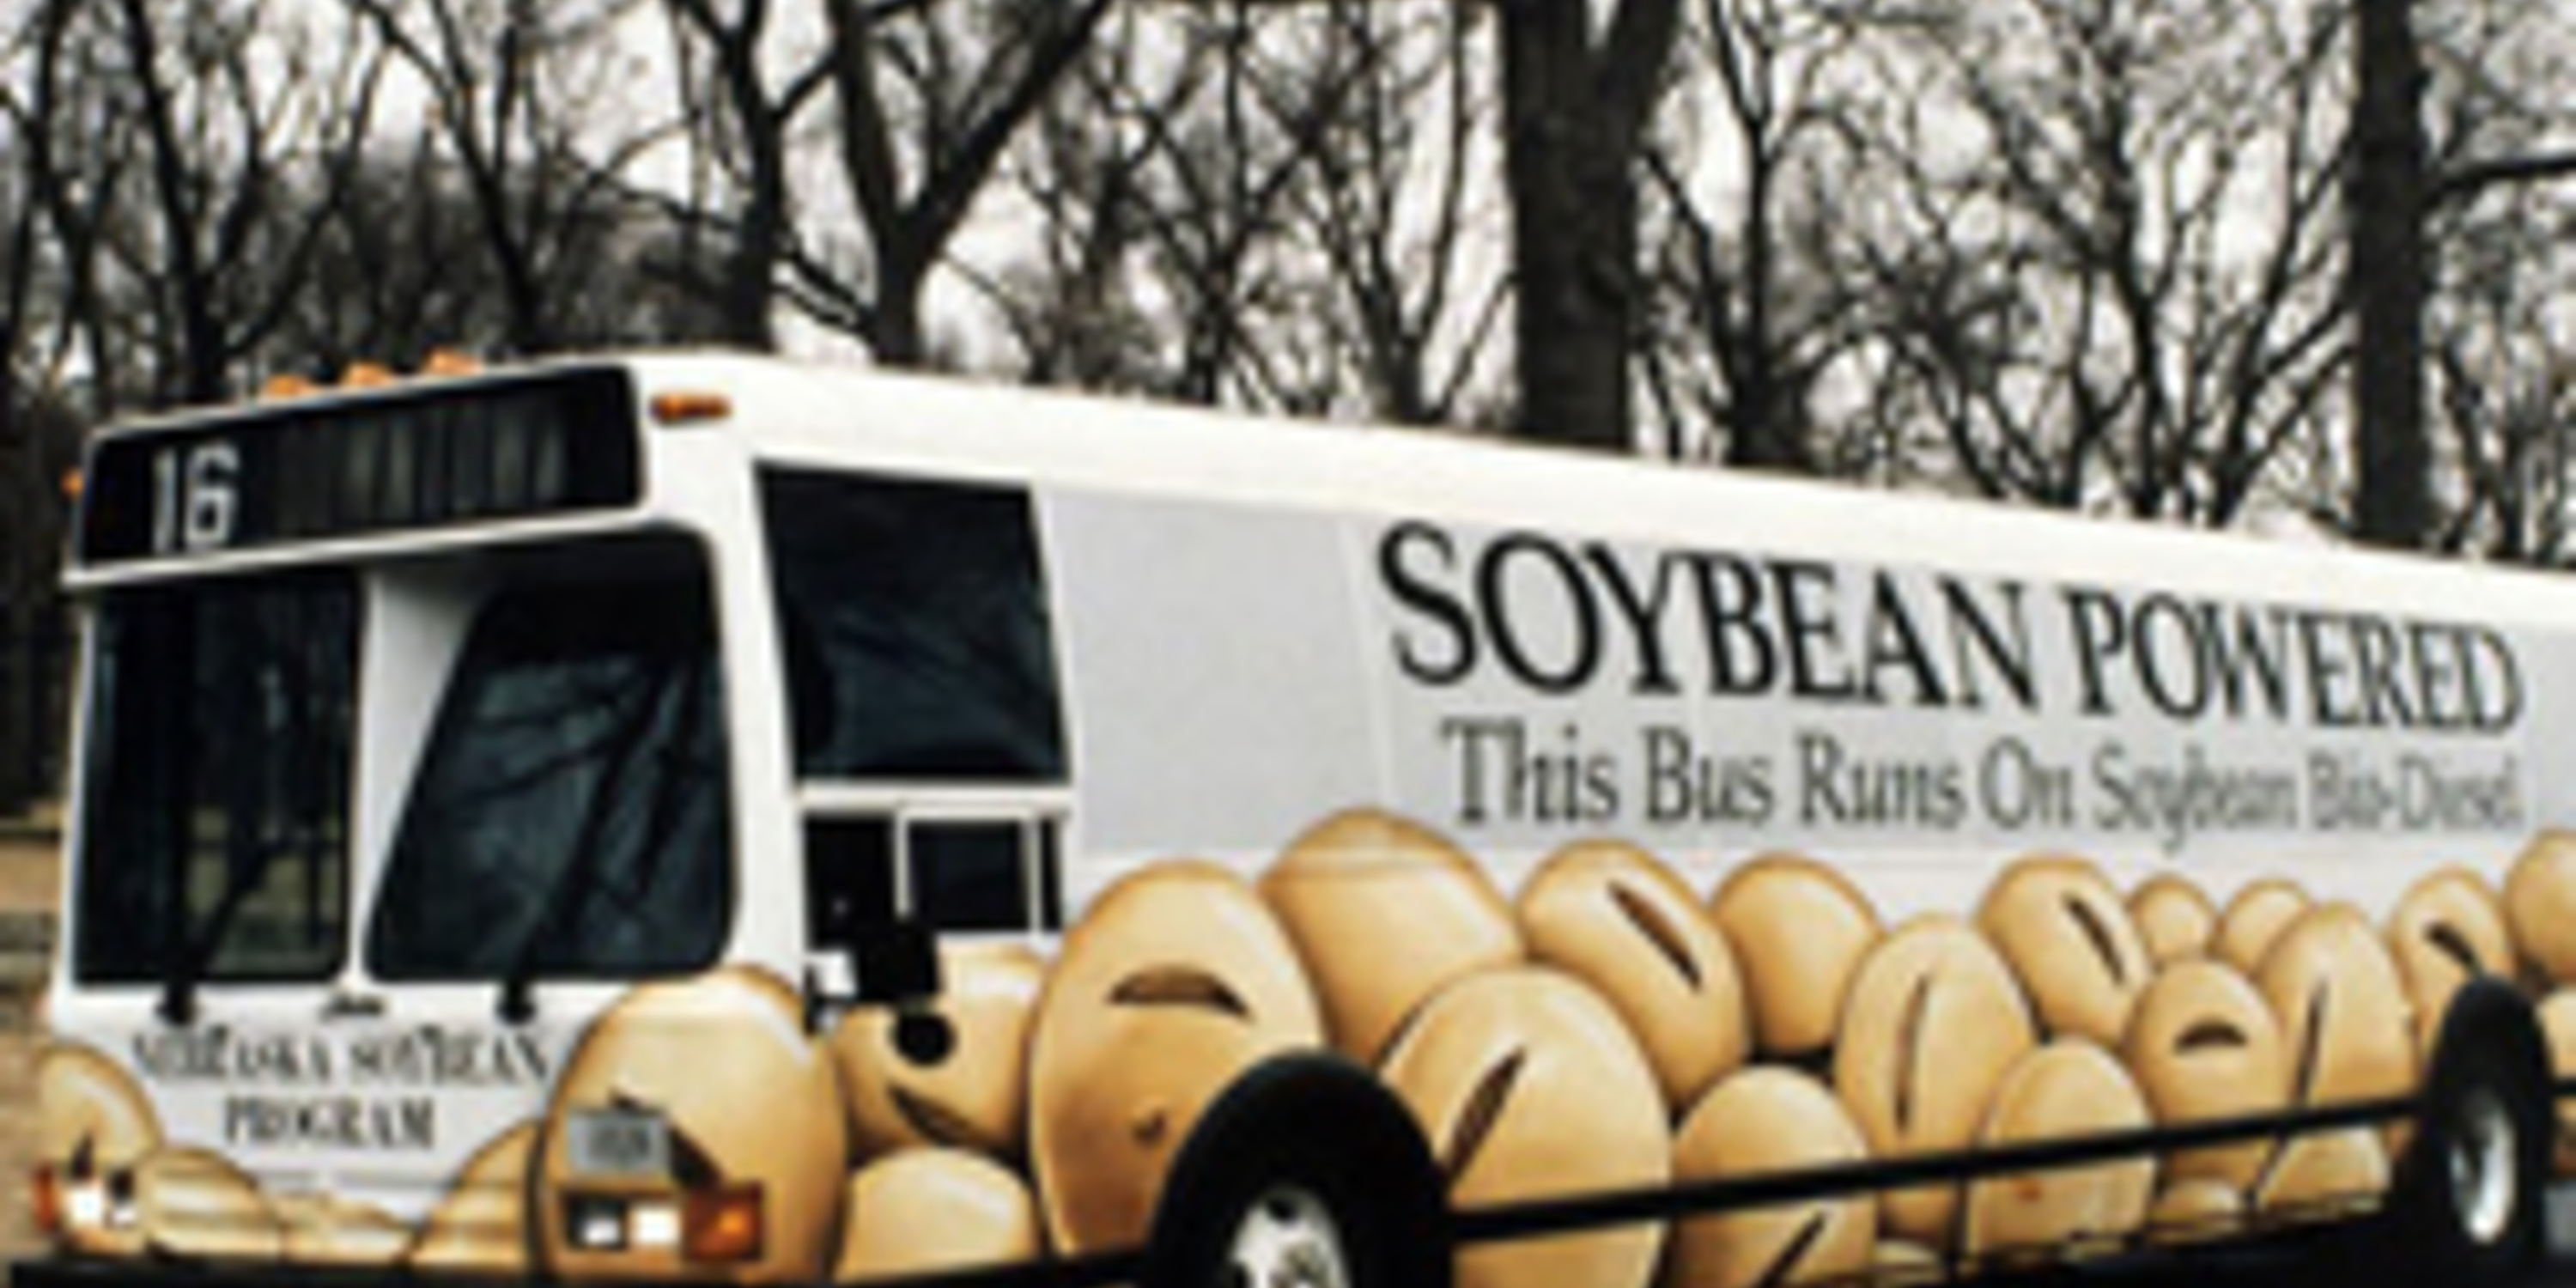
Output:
(19, 353), (2576, 1288)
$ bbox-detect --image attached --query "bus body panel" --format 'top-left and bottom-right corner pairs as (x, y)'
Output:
(27, 353), (2576, 1286)
(1039, 484), (2551, 903)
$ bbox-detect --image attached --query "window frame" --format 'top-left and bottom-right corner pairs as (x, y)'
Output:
(361, 537), (738, 984)
(757, 467), (1070, 785)
(797, 786), (1071, 946)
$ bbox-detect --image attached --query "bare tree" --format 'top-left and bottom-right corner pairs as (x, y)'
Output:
(651, 0), (830, 350)
(267, 143), (710, 372)
(1640, 0), (1868, 471)
(2345, 0), (2576, 550)
(1292, 0), (1505, 426)
(1080, 7), (1390, 410)
(1102, 9), (1334, 407)
(797, 0), (1112, 366)
(971, 12), (1163, 392)
(650, 0), (1107, 364)
(977, 3), (1500, 422)
(980, 3), (1506, 423)
(2410, 0), (2576, 558)
(2430, 191), (2576, 561)
(2, 0), (116, 779)
(0, 0), (137, 420)
(104, 0), (392, 403)
(1831, 0), (2348, 523)
(0, 0), (75, 404)
(355, 0), (662, 356)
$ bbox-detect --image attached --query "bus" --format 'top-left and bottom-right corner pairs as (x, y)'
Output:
(17, 352), (2576, 1288)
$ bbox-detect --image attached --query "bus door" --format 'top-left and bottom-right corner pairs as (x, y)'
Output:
(64, 569), (372, 1195)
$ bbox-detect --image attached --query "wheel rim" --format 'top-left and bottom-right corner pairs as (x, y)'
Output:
(1224, 1184), (1352, 1288)
(2448, 1084), (2519, 1246)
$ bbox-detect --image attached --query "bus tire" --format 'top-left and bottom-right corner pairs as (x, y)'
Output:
(1142, 1054), (1450, 1288)
(2391, 978), (2550, 1284)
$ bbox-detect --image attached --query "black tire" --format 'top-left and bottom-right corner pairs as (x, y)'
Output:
(2391, 977), (2551, 1285)
(1142, 1054), (1451, 1288)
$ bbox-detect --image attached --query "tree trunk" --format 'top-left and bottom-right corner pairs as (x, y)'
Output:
(1498, 0), (1678, 453)
(711, 6), (786, 351)
(2350, 0), (2431, 548)
(1503, 101), (1636, 449)
(118, 0), (227, 403)
(1722, 161), (1810, 471)
(871, 250), (930, 369)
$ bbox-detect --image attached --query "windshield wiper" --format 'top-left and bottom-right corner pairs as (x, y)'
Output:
(161, 829), (275, 1026)
(494, 653), (708, 1024)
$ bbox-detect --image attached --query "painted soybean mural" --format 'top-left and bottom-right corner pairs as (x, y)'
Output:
(43, 807), (2576, 1285)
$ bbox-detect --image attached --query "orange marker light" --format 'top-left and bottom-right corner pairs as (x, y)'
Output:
(59, 470), (82, 503)
(681, 1183), (763, 1263)
(648, 391), (733, 427)
(259, 374), (319, 400)
(422, 349), (483, 378)
(31, 1164), (61, 1237)
(341, 361), (397, 390)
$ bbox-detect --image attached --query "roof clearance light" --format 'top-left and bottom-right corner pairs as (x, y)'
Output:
(648, 391), (733, 428)
(340, 361), (397, 390)
(422, 349), (483, 378)
(260, 374), (319, 400)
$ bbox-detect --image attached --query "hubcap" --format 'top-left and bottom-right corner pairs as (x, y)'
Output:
(1224, 1185), (1351, 1288)
(2449, 1084), (2518, 1246)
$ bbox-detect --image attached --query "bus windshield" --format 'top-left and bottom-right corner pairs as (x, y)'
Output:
(368, 541), (732, 982)
(73, 572), (359, 985)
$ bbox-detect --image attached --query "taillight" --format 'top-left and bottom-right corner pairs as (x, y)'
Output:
(30, 1164), (61, 1237)
(560, 1184), (762, 1264)
(682, 1183), (764, 1264)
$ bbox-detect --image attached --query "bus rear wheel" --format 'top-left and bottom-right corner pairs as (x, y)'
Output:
(1143, 1055), (1449, 1288)
(2393, 978), (2549, 1284)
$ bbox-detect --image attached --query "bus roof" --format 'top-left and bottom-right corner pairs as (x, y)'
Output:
(630, 352), (2576, 631)
(70, 349), (2576, 631)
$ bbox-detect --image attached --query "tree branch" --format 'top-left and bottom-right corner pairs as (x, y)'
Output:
(2437, 149), (2576, 206)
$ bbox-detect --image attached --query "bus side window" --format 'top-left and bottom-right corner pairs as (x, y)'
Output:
(803, 814), (1064, 947)
(911, 822), (1021, 930)
(757, 469), (1066, 783)
(910, 818), (1066, 933)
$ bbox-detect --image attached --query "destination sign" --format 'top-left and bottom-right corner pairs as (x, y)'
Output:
(76, 366), (642, 565)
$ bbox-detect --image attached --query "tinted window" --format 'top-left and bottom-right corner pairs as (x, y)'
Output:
(805, 817), (896, 946)
(75, 574), (357, 983)
(801, 815), (1062, 943)
(762, 471), (1065, 781)
(369, 549), (730, 980)
(912, 823), (1026, 931)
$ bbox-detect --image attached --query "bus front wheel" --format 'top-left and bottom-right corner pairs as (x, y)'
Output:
(1143, 1055), (1450, 1288)
(2394, 978), (2550, 1284)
